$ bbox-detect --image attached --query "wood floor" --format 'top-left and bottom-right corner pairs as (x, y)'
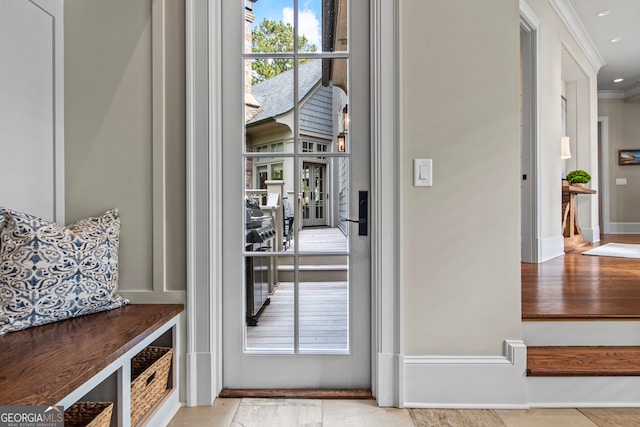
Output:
(522, 234), (640, 320)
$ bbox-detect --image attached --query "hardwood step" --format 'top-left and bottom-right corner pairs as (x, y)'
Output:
(527, 346), (640, 377)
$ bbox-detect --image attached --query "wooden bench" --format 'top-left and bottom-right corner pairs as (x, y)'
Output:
(0, 304), (183, 426)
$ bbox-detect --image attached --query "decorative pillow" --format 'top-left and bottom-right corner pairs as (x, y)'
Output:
(0, 208), (128, 334)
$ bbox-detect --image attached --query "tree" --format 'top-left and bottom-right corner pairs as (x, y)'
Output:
(251, 19), (317, 84)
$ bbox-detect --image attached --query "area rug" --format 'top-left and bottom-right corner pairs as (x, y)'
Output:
(583, 243), (640, 259)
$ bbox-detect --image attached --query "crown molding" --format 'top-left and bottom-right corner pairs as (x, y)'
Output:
(598, 90), (625, 100)
(598, 87), (640, 102)
(625, 84), (640, 102)
(520, 0), (541, 29)
(548, 0), (605, 72)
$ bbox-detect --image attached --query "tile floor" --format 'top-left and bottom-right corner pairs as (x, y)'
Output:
(168, 398), (640, 427)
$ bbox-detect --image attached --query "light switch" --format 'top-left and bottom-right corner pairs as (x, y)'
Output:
(616, 178), (628, 185)
(414, 159), (432, 186)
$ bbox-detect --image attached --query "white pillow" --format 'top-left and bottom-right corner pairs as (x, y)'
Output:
(0, 208), (128, 334)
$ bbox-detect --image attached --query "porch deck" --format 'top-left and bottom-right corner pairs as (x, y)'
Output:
(286, 226), (348, 253)
(246, 281), (348, 351)
(247, 227), (349, 351)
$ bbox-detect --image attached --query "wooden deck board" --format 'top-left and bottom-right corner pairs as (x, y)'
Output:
(246, 282), (348, 351)
(287, 227), (348, 253)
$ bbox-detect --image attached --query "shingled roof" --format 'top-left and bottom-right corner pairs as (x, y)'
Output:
(247, 59), (322, 125)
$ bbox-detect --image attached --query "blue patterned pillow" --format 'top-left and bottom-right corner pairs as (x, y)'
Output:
(0, 208), (128, 334)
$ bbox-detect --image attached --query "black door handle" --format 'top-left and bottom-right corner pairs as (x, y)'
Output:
(340, 191), (368, 236)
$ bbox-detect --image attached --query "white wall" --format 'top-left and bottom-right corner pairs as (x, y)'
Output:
(599, 99), (640, 227)
(400, 0), (522, 356)
(398, 0), (600, 357)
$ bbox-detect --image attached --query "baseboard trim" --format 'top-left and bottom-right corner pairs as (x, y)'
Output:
(401, 340), (527, 408)
(186, 352), (216, 406)
(602, 222), (640, 234)
(581, 226), (600, 243)
(376, 352), (400, 407)
(540, 235), (564, 262)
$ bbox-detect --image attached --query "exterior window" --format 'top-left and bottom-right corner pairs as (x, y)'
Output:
(301, 139), (329, 153)
(271, 163), (283, 180)
(256, 162), (284, 188)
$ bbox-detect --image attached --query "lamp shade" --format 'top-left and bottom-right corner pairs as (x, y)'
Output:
(561, 136), (572, 159)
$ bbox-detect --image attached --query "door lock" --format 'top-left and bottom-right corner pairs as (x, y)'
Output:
(341, 191), (368, 236)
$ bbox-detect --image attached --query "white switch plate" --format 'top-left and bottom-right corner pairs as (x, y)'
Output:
(414, 159), (432, 186)
(616, 178), (628, 185)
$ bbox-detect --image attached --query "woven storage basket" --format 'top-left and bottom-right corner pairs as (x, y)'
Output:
(130, 346), (173, 426)
(64, 401), (113, 427)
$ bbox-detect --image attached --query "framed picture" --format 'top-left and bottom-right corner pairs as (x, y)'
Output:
(618, 149), (640, 166)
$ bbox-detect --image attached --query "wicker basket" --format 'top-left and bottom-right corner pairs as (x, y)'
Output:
(130, 346), (173, 426)
(64, 401), (113, 427)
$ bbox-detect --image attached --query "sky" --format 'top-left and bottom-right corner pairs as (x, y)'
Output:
(252, 0), (323, 48)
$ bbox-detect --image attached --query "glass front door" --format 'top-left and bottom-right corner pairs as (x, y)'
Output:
(222, 0), (370, 389)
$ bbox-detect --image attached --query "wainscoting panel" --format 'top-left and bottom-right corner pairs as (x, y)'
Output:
(0, 0), (64, 223)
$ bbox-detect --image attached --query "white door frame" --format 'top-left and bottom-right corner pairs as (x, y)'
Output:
(185, 0), (400, 406)
(519, 0), (541, 263)
(599, 116), (612, 233)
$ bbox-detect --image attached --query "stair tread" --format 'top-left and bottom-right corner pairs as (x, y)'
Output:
(527, 346), (640, 376)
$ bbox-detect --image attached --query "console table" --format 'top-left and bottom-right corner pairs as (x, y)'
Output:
(562, 185), (597, 252)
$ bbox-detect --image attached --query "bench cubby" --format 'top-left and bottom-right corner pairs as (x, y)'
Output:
(0, 304), (183, 427)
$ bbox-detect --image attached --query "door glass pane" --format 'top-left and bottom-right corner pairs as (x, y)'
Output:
(245, 58), (294, 126)
(299, 255), (349, 353)
(245, 156), (287, 252)
(246, 0), (295, 55)
(245, 255), (294, 352)
(298, 0), (347, 53)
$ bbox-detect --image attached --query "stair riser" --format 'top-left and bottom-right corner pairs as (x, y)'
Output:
(278, 255), (348, 265)
(523, 321), (640, 346)
(277, 270), (348, 282)
(527, 377), (640, 407)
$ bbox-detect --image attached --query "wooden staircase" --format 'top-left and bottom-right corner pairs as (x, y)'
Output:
(522, 235), (640, 406)
(523, 317), (640, 405)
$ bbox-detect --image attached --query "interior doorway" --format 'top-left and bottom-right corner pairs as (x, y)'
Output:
(520, 12), (539, 263)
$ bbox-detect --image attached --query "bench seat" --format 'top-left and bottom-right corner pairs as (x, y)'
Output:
(0, 304), (183, 407)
